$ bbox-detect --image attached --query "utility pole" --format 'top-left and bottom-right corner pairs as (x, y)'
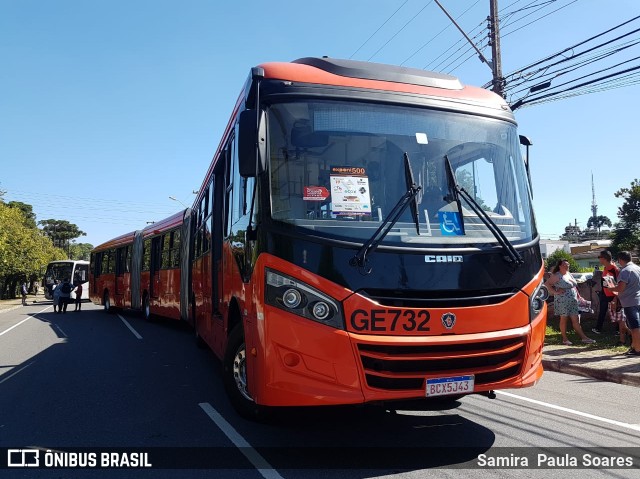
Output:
(488, 0), (504, 97)
(434, 1), (505, 98)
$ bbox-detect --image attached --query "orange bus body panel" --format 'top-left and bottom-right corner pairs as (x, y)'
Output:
(237, 254), (545, 407)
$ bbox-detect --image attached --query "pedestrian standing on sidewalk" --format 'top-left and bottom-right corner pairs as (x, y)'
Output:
(74, 282), (83, 312)
(592, 250), (619, 334)
(20, 282), (28, 306)
(546, 259), (596, 346)
(52, 280), (61, 313)
(608, 251), (640, 356)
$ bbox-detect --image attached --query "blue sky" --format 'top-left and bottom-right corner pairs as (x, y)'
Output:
(1, 0), (638, 247)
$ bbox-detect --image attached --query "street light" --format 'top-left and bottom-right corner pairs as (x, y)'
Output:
(169, 196), (189, 209)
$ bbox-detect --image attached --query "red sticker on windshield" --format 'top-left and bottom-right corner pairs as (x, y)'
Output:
(303, 186), (330, 201)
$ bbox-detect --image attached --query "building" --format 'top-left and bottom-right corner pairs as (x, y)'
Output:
(539, 239), (570, 260)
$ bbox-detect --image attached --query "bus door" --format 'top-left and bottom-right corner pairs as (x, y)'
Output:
(150, 236), (162, 300)
(213, 159), (225, 319)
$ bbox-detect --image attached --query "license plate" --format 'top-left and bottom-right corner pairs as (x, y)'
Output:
(425, 375), (474, 397)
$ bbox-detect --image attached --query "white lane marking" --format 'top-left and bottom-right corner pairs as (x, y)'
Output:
(117, 314), (143, 340)
(199, 402), (284, 479)
(0, 305), (51, 336)
(497, 390), (640, 432)
(53, 324), (68, 338)
(0, 317), (31, 337)
(0, 361), (35, 385)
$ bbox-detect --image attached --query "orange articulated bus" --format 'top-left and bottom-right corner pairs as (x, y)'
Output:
(93, 58), (548, 419)
(90, 210), (191, 322)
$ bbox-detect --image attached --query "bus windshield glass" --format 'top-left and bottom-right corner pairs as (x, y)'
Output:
(267, 100), (536, 246)
(45, 262), (74, 283)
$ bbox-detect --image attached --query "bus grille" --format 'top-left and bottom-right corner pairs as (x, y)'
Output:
(357, 336), (526, 392)
(358, 288), (516, 308)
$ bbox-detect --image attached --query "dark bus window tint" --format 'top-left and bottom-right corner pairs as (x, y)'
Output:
(125, 245), (131, 273)
(74, 264), (89, 284)
(170, 230), (181, 268)
(108, 249), (116, 274)
(142, 239), (151, 272)
(161, 233), (172, 269)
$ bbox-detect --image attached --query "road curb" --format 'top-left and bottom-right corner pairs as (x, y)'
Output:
(542, 357), (640, 388)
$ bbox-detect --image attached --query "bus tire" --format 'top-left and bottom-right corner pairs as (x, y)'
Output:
(103, 291), (113, 314)
(193, 301), (207, 349)
(223, 325), (262, 421)
(142, 294), (152, 321)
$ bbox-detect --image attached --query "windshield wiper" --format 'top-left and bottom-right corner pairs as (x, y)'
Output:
(350, 153), (422, 274)
(443, 154), (524, 267)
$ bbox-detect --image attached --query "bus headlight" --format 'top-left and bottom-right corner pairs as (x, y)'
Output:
(282, 288), (303, 309)
(265, 268), (344, 329)
(530, 282), (548, 319)
(311, 301), (332, 321)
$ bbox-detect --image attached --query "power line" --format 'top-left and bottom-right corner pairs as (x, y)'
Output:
(501, 0), (580, 38)
(400, 0), (481, 66)
(368, 1), (434, 61)
(504, 14), (640, 79)
(349, 0), (410, 59)
(505, 38), (640, 96)
(500, 0), (559, 29)
(428, 27), (487, 71)
(511, 62), (640, 109)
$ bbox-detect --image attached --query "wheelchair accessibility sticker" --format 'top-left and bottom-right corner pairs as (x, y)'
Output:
(438, 211), (464, 236)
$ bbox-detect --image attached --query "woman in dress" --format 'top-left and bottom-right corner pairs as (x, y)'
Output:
(546, 260), (596, 346)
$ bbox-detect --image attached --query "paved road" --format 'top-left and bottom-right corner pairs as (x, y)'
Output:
(1, 302), (639, 478)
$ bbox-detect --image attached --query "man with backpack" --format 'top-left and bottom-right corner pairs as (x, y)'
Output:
(58, 278), (75, 314)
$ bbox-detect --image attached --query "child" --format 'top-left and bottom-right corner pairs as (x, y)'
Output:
(609, 296), (629, 347)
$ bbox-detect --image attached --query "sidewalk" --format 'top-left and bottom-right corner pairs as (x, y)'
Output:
(543, 344), (640, 387)
(0, 295), (48, 314)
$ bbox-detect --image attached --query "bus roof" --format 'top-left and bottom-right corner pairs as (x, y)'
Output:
(141, 209), (185, 239)
(92, 231), (137, 252)
(47, 260), (89, 265)
(259, 57), (509, 110)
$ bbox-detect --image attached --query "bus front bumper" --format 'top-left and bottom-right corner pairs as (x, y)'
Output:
(250, 308), (546, 407)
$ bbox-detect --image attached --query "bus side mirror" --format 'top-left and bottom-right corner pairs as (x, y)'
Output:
(519, 135), (533, 197)
(238, 109), (266, 178)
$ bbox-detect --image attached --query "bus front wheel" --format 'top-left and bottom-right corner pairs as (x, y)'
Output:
(223, 325), (262, 420)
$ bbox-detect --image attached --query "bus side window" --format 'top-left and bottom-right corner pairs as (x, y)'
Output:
(75, 264), (88, 284)
(170, 230), (181, 268)
(125, 245), (131, 273)
(142, 239), (151, 272)
(161, 233), (171, 269)
(92, 253), (100, 277)
(108, 249), (116, 274)
(225, 139), (234, 237)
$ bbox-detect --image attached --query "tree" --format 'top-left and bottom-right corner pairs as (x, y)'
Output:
(7, 201), (37, 229)
(611, 179), (640, 254)
(544, 249), (579, 272)
(38, 219), (87, 256)
(586, 215), (612, 233)
(0, 203), (66, 298)
(455, 169), (491, 211)
(69, 242), (94, 261)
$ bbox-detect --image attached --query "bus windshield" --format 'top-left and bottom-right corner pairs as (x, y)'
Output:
(267, 100), (536, 246)
(45, 262), (74, 284)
